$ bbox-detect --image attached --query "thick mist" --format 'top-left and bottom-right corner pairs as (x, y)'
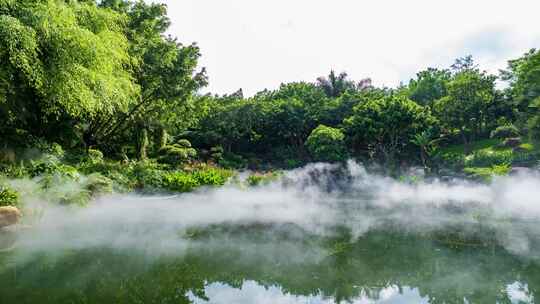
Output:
(6, 161), (540, 260)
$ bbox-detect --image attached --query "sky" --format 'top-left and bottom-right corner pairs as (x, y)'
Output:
(155, 0), (540, 96)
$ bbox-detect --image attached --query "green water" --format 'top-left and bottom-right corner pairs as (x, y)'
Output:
(0, 227), (538, 304)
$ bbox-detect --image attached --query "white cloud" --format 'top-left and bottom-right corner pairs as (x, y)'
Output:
(155, 0), (540, 96)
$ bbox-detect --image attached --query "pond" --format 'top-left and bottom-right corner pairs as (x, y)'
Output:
(1, 164), (539, 303)
(0, 225), (538, 303)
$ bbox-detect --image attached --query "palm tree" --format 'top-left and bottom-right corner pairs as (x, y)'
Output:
(316, 71), (354, 98)
(411, 130), (443, 172)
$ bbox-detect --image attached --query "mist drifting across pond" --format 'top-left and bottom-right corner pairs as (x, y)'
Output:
(9, 161), (540, 259)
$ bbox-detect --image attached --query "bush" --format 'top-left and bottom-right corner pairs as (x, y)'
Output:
(78, 160), (136, 192)
(176, 139), (192, 148)
(247, 172), (281, 186)
(502, 137), (522, 148)
(28, 155), (80, 178)
(192, 168), (233, 186)
(464, 150), (513, 167)
(210, 146), (224, 163)
(88, 149), (104, 163)
(219, 152), (247, 169)
(163, 172), (200, 192)
(305, 125), (347, 162)
(158, 144), (197, 166)
(31, 140), (65, 159)
(0, 185), (20, 207)
(130, 161), (168, 189)
(464, 164), (510, 182)
(84, 173), (113, 196)
(490, 124), (520, 139)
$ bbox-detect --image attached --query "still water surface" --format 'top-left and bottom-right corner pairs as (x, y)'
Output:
(0, 228), (538, 303)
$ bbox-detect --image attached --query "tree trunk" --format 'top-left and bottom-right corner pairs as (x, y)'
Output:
(157, 128), (168, 150)
(461, 129), (471, 154)
(138, 128), (149, 160)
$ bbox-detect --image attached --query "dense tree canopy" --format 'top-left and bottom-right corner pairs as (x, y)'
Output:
(344, 96), (437, 163)
(0, 0), (206, 159)
(433, 61), (496, 151)
(0, 0), (137, 145)
(0, 0), (534, 171)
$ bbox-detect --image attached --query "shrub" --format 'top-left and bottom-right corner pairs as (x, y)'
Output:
(31, 140), (65, 159)
(0, 185), (20, 207)
(192, 168), (233, 186)
(158, 144), (197, 165)
(77, 160), (136, 192)
(130, 161), (168, 189)
(84, 173), (113, 196)
(502, 137), (522, 148)
(305, 125), (347, 162)
(247, 172), (282, 186)
(176, 139), (192, 148)
(57, 190), (91, 206)
(88, 149), (104, 163)
(464, 150), (513, 167)
(163, 172), (200, 192)
(0, 163), (29, 179)
(210, 146), (224, 163)
(28, 155), (80, 178)
(219, 152), (247, 169)
(490, 124), (520, 139)
(464, 164), (510, 182)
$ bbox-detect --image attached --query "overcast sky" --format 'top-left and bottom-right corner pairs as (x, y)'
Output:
(155, 0), (540, 96)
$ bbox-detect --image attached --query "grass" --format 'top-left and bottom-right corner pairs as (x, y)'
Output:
(439, 139), (502, 156)
(440, 137), (540, 180)
(463, 164), (510, 182)
(440, 138), (538, 158)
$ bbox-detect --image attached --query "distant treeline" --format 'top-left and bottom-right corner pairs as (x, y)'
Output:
(1, 0), (540, 169)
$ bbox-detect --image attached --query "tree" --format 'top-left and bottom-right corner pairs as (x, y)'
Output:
(89, 1), (207, 152)
(501, 49), (540, 138)
(344, 95), (437, 164)
(410, 130), (442, 172)
(305, 125), (347, 162)
(408, 68), (451, 106)
(0, 0), (137, 146)
(433, 62), (496, 153)
(316, 70), (365, 98)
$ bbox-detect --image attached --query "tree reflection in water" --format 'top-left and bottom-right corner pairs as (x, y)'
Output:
(0, 227), (538, 304)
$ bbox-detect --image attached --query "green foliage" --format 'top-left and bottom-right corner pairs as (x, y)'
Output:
(463, 164), (510, 182)
(490, 124), (520, 139)
(218, 153), (247, 169)
(246, 172), (282, 186)
(84, 173), (113, 197)
(305, 125), (347, 162)
(501, 137), (521, 148)
(433, 61), (496, 150)
(158, 144), (197, 166)
(316, 70), (365, 98)
(153, 165), (232, 192)
(344, 95), (437, 163)
(0, 184), (19, 207)
(176, 139), (192, 148)
(192, 168), (233, 186)
(408, 68), (451, 106)
(527, 110), (540, 140)
(0, 0), (137, 146)
(464, 150), (513, 167)
(210, 146), (224, 163)
(88, 149), (104, 163)
(28, 156), (79, 179)
(162, 172), (199, 192)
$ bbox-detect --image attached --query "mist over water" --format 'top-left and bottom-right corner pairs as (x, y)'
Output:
(2, 161), (540, 303)
(7, 160), (540, 259)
